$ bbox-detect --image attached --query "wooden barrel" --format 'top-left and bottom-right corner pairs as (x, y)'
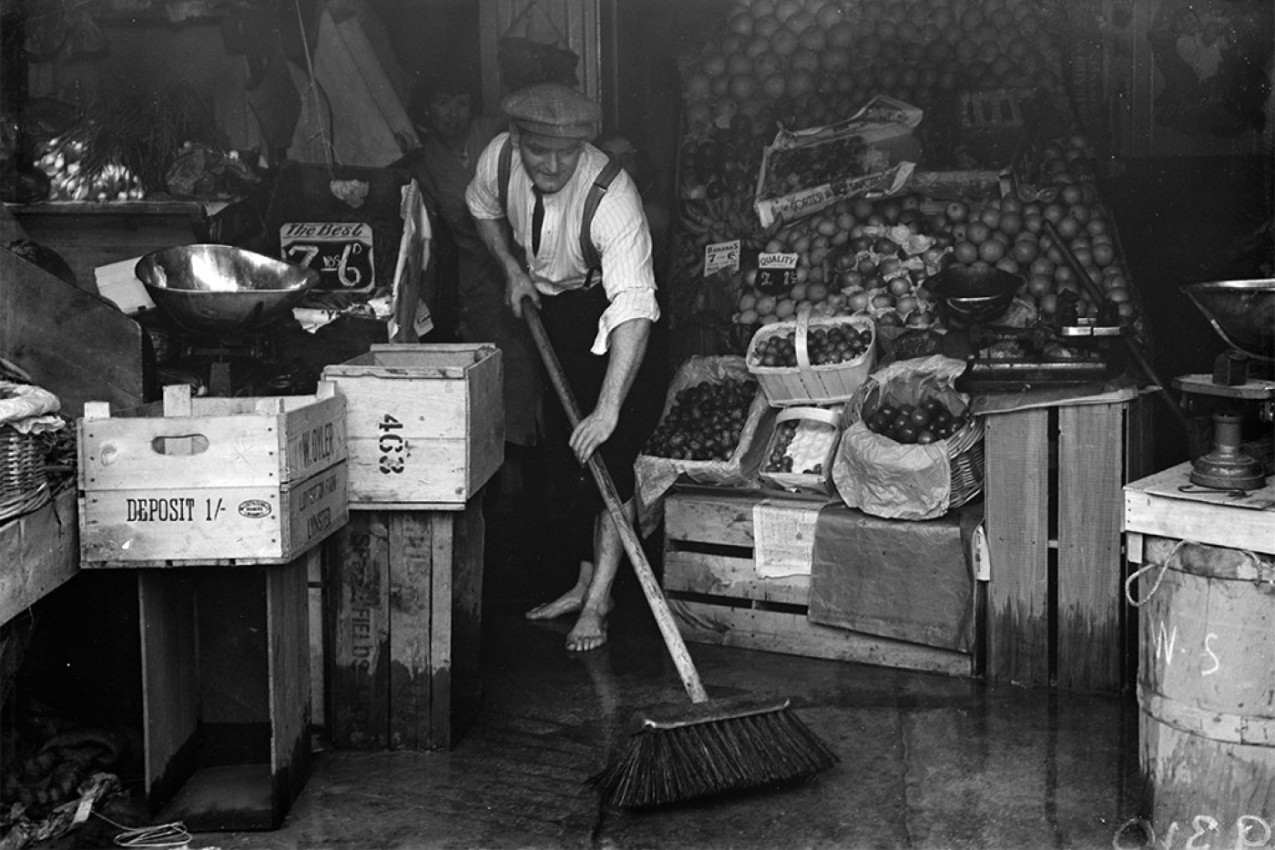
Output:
(1137, 537), (1275, 847)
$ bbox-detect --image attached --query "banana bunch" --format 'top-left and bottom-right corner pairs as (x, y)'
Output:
(34, 136), (145, 202)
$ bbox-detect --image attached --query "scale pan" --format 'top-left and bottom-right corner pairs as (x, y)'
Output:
(1181, 279), (1275, 362)
(136, 244), (319, 335)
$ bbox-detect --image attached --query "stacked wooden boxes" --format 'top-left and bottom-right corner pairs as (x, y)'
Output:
(320, 344), (501, 750)
(76, 383), (348, 830)
(982, 392), (1154, 693)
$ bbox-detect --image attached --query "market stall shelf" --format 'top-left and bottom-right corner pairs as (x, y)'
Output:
(325, 501), (484, 751)
(662, 487), (976, 678)
(983, 392), (1154, 693)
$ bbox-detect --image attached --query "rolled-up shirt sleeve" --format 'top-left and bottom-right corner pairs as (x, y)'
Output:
(590, 173), (660, 355)
(465, 133), (508, 221)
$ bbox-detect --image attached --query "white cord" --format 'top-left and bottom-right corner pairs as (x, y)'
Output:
(91, 810), (194, 849)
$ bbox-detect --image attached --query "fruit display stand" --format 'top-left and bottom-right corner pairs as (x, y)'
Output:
(318, 345), (500, 751)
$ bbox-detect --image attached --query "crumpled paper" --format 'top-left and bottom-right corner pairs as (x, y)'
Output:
(832, 354), (970, 521)
(0, 382), (64, 433)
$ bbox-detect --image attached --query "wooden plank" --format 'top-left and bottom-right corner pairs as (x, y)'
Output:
(983, 408), (1050, 687)
(0, 488), (79, 626)
(1124, 492), (1275, 558)
(1057, 403), (1125, 692)
(465, 351), (505, 500)
(449, 500), (485, 747)
(81, 461), (348, 566)
(669, 598), (971, 677)
(307, 547), (326, 728)
(0, 248), (145, 419)
(665, 490), (762, 547)
(139, 571), (199, 811)
(79, 394), (345, 491)
(1125, 392), (1156, 485)
(662, 550), (810, 606)
(327, 513), (391, 748)
(386, 511), (434, 750)
(429, 511), (454, 749)
(267, 556), (311, 824)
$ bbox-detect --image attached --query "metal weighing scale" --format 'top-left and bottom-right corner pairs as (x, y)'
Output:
(1176, 279), (1275, 492)
(135, 244), (320, 396)
(927, 265), (1127, 394)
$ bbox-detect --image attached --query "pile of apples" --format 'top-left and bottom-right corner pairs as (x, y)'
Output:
(643, 378), (757, 462)
(865, 396), (969, 445)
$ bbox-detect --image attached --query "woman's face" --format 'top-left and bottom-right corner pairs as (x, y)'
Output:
(426, 93), (472, 141)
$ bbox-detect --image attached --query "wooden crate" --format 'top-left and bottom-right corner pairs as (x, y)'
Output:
(326, 500), (484, 750)
(0, 487), (78, 627)
(78, 384), (348, 566)
(322, 344), (503, 509)
(662, 488), (974, 677)
(982, 392), (1154, 693)
(139, 550), (314, 831)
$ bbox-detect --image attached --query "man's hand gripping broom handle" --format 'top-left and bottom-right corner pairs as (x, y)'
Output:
(522, 299), (710, 704)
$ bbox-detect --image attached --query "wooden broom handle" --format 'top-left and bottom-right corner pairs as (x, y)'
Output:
(522, 299), (710, 704)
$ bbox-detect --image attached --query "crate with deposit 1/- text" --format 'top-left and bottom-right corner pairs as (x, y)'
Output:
(77, 383), (349, 566)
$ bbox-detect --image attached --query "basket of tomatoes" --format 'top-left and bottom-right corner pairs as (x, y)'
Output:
(833, 355), (984, 520)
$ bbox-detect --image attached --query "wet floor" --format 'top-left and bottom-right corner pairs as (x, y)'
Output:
(193, 600), (1143, 850)
(182, 476), (1147, 850)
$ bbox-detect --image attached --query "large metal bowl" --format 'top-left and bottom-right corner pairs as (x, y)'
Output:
(135, 244), (320, 335)
(1181, 279), (1275, 361)
(924, 265), (1023, 326)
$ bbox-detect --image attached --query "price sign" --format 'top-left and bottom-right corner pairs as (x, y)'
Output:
(756, 252), (799, 293)
(280, 222), (376, 293)
(704, 239), (741, 277)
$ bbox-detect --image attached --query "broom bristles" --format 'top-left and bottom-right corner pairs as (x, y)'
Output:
(591, 704), (839, 809)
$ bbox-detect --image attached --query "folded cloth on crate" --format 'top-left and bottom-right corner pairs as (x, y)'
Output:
(809, 500), (983, 653)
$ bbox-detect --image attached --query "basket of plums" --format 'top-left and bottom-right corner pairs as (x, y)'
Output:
(746, 310), (876, 406)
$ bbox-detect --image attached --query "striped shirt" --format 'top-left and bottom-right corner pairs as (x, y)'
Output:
(466, 132), (660, 355)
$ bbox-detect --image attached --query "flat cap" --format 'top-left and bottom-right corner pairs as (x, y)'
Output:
(502, 83), (602, 140)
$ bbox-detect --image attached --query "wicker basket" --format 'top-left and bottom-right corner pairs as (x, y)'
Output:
(746, 311), (877, 406)
(760, 405), (843, 495)
(0, 427), (49, 523)
(0, 381), (63, 524)
(847, 377), (986, 510)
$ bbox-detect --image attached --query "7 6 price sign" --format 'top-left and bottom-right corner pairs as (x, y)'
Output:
(376, 414), (408, 474)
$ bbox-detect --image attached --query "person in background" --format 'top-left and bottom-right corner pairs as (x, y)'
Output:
(465, 83), (662, 652)
(396, 72), (542, 498)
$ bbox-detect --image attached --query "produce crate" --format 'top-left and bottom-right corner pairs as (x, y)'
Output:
(746, 313), (876, 406)
(956, 87), (1042, 168)
(662, 486), (975, 677)
(136, 549), (315, 830)
(325, 501), (484, 750)
(78, 383), (348, 566)
(982, 391), (1154, 693)
(321, 344), (503, 509)
(759, 406), (843, 495)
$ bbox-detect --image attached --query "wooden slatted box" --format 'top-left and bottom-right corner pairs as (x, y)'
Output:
(982, 392), (1154, 693)
(77, 384), (348, 566)
(662, 487), (975, 677)
(321, 344), (502, 509)
(325, 500), (484, 750)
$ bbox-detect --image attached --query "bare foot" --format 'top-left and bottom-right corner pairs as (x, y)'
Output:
(525, 589), (585, 620)
(566, 607), (609, 652)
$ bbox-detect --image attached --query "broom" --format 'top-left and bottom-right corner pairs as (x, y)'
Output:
(522, 300), (838, 809)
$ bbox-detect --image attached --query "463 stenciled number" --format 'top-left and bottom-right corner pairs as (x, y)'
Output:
(1114, 815), (1273, 850)
(377, 414), (407, 474)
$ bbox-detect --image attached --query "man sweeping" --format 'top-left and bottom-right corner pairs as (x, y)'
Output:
(465, 83), (661, 652)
